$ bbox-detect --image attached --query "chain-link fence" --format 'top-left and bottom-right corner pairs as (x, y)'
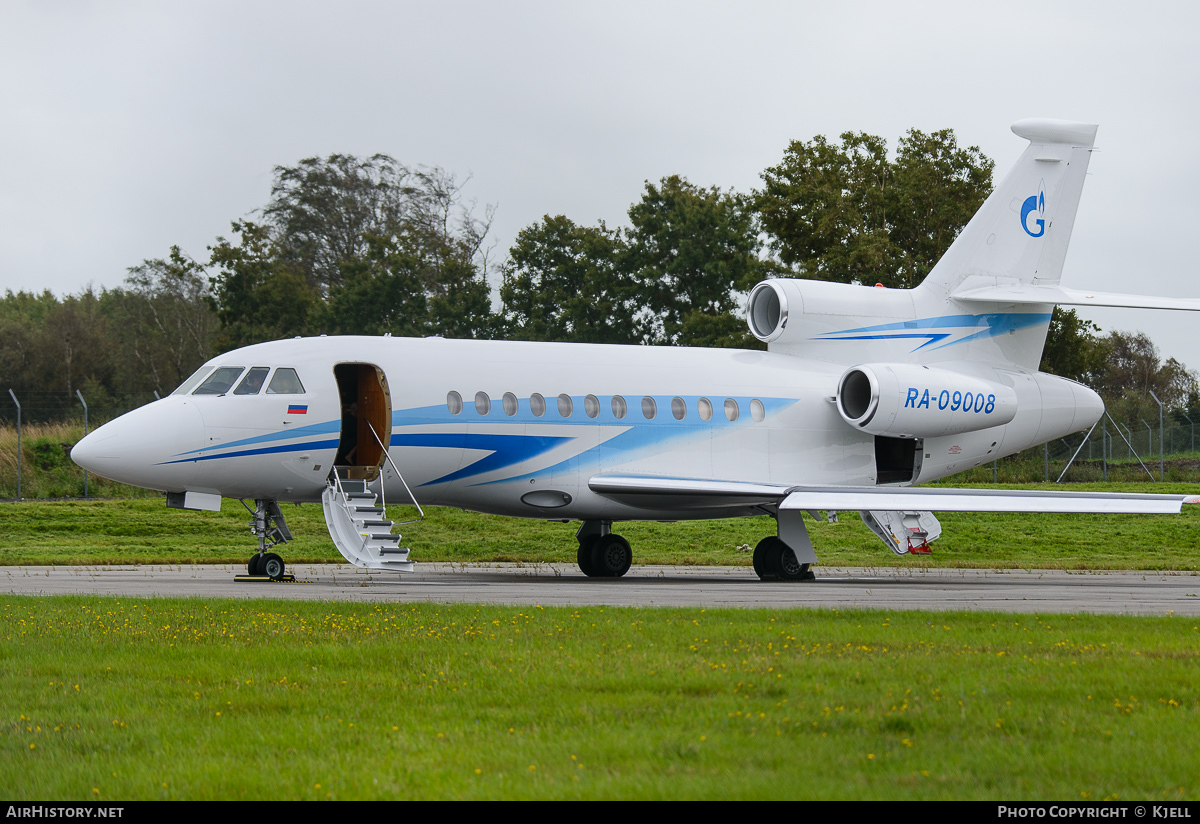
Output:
(1, 390), (150, 499)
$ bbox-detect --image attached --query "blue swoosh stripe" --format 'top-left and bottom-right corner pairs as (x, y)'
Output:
(391, 433), (573, 486)
(158, 439), (340, 465)
(818, 313), (1051, 352)
(172, 419), (341, 457)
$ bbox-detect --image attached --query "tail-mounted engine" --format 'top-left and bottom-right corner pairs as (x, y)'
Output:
(835, 363), (1018, 439)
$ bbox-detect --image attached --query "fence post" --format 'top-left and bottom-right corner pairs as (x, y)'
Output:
(1141, 419), (1155, 482)
(7, 389), (19, 501)
(76, 389), (89, 498)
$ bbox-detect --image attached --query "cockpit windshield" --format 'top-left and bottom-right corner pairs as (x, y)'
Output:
(233, 367), (271, 395)
(266, 368), (305, 394)
(192, 367), (245, 395)
(171, 364), (215, 396)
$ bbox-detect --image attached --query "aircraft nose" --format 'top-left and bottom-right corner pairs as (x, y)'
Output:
(70, 399), (206, 489)
(70, 427), (114, 474)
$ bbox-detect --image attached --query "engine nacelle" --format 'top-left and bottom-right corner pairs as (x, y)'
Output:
(836, 363), (1018, 438)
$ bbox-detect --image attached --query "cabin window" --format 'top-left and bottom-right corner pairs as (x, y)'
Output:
(611, 395), (627, 419)
(503, 392), (518, 416)
(172, 364), (215, 396)
(724, 398), (739, 421)
(447, 391), (463, 414)
(671, 397), (686, 420)
(641, 397), (656, 419)
(266, 368), (305, 394)
(193, 367), (245, 395)
(475, 391), (491, 415)
(698, 398), (713, 421)
(751, 399), (765, 422)
(557, 394), (573, 417)
(233, 367), (270, 395)
(530, 393), (546, 417)
(584, 394), (600, 418)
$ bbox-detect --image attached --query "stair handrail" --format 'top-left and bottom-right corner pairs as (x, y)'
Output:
(366, 421), (425, 526)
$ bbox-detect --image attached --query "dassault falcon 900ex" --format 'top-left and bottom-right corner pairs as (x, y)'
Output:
(72, 119), (1200, 582)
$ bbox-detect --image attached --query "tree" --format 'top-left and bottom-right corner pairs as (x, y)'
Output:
(624, 175), (763, 346)
(756, 128), (993, 288)
(499, 216), (636, 344)
(264, 156), (497, 338)
(207, 221), (318, 352)
(103, 247), (217, 395)
(1039, 307), (1107, 384)
(1093, 331), (1199, 424)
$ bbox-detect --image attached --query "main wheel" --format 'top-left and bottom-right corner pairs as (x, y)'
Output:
(590, 534), (632, 578)
(752, 537), (782, 580)
(248, 553), (264, 576)
(776, 546), (813, 582)
(261, 552), (285, 580)
(577, 536), (601, 577)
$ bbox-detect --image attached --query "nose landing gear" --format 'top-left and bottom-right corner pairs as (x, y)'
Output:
(237, 499), (295, 582)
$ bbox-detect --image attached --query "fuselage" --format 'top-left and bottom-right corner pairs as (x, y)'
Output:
(71, 334), (1102, 522)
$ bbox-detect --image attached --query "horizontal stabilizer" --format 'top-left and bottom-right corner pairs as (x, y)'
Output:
(952, 284), (1200, 312)
(590, 474), (1199, 515)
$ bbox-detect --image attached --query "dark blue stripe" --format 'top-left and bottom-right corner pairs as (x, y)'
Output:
(158, 439), (340, 465)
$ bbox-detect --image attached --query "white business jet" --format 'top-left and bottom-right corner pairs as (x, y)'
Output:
(72, 119), (1200, 581)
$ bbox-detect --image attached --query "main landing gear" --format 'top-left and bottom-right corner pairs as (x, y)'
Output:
(752, 537), (815, 582)
(240, 499), (294, 581)
(576, 521), (632, 578)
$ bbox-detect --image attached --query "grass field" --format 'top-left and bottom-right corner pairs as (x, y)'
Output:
(2, 595), (1197, 800)
(2, 483), (1200, 570)
(4, 491), (1200, 800)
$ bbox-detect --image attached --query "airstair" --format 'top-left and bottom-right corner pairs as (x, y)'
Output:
(321, 423), (422, 572)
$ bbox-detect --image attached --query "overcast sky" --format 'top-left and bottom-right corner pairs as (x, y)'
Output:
(2, 1), (1197, 364)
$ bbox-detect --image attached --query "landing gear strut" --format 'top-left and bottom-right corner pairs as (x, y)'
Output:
(576, 521), (632, 578)
(241, 499), (293, 580)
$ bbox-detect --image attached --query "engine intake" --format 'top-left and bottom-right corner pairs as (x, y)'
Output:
(836, 363), (1018, 438)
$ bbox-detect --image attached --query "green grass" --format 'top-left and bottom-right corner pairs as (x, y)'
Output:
(2, 596), (1197, 800)
(3, 483), (1200, 570)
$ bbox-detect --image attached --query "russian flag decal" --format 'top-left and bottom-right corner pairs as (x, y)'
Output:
(287, 404), (308, 415)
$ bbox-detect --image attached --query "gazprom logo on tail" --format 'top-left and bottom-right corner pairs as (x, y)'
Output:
(1020, 180), (1047, 237)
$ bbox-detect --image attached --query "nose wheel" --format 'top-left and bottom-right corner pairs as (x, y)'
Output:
(247, 552), (286, 579)
(237, 499), (294, 582)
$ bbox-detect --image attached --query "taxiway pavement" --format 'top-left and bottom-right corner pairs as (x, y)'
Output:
(3, 563), (1199, 615)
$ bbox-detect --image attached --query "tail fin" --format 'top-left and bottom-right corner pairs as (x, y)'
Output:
(913, 119), (1098, 367)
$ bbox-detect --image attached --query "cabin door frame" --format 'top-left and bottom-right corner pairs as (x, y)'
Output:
(333, 362), (393, 481)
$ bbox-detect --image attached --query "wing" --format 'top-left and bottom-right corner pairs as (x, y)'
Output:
(589, 474), (1200, 515)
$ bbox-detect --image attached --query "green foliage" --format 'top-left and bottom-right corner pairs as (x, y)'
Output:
(757, 128), (993, 288)
(207, 221), (319, 351)
(103, 246), (217, 395)
(500, 216), (636, 343)
(266, 156), (496, 340)
(625, 175), (763, 345)
(1039, 307), (1107, 383)
(29, 438), (69, 471)
(500, 176), (763, 348)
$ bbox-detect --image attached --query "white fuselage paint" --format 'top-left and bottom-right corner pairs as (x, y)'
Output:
(73, 334), (1101, 523)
